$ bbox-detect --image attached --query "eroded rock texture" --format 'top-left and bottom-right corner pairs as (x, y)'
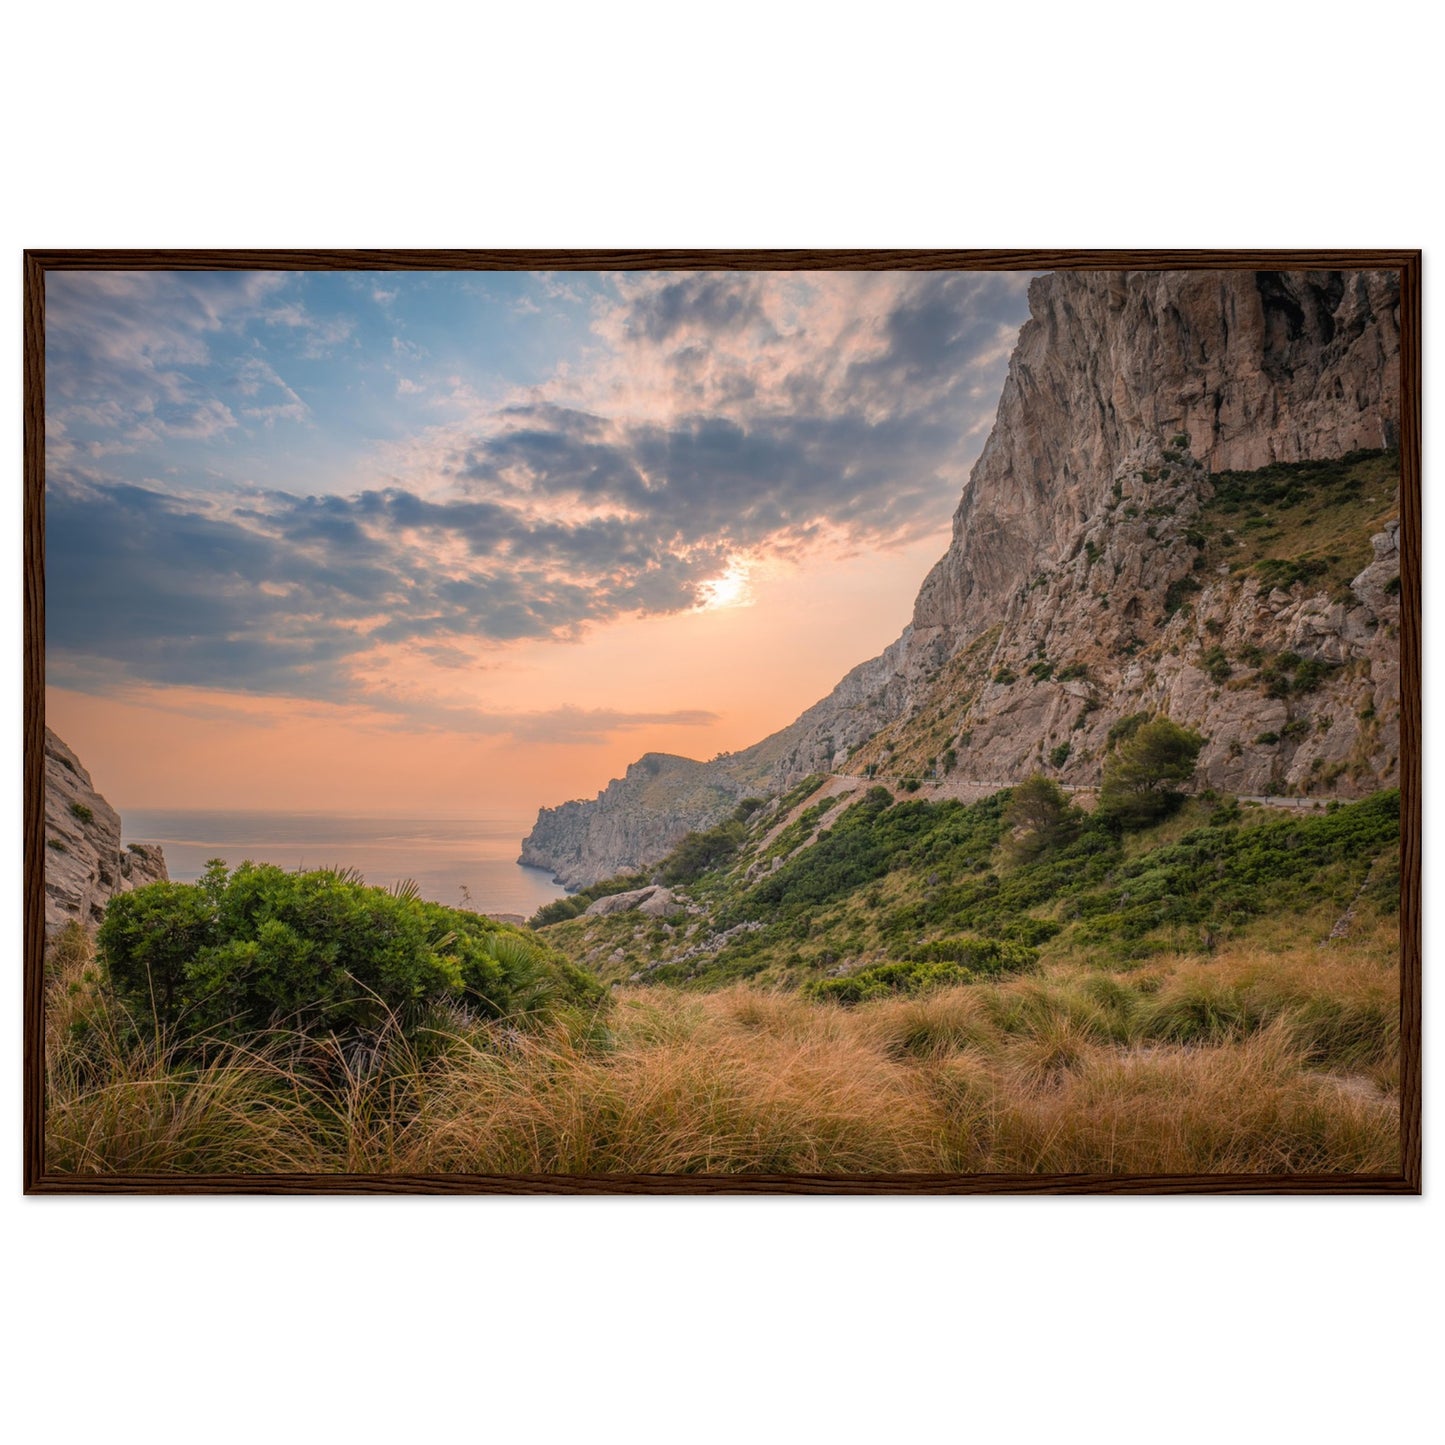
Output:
(44, 728), (168, 935)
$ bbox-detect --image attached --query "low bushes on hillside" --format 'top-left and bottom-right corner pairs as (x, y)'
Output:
(638, 785), (1399, 987)
(659, 819), (747, 883)
(804, 938), (1038, 1004)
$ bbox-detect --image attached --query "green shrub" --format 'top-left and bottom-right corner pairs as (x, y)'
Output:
(1255, 556), (1329, 591)
(905, 937), (1039, 976)
(1201, 646), (1231, 684)
(1254, 651), (1339, 698)
(805, 937), (1038, 1004)
(69, 802), (94, 823)
(1097, 716), (1204, 831)
(994, 667), (1018, 686)
(1163, 575), (1202, 618)
(1291, 657), (1338, 693)
(1106, 712), (1151, 750)
(660, 820), (746, 883)
(99, 861), (601, 1044)
(1049, 742), (1071, 768)
(530, 895), (586, 927)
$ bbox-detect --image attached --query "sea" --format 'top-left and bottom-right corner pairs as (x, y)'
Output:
(120, 810), (569, 920)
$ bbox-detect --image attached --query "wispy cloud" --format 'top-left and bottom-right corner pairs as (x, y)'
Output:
(263, 301), (355, 358)
(46, 271), (317, 460)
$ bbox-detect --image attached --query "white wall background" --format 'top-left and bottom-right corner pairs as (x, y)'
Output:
(3, 6), (1438, 1440)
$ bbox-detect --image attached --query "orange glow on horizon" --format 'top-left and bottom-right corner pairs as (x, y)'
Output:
(48, 528), (948, 819)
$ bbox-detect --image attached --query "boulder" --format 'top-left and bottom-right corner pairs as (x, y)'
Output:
(582, 884), (685, 920)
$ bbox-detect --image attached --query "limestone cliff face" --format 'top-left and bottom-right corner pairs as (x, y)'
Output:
(759, 269), (1402, 790)
(520, 753), (754, 891)
(909, 269), (1400, 645)
(44, 728), (168, 935)
(521, 269), (1403, 889)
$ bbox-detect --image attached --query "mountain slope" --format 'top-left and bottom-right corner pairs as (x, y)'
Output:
(521, 269), (1402, 890)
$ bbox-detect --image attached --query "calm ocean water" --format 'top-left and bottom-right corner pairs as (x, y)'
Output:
(120, 810), (568, 919)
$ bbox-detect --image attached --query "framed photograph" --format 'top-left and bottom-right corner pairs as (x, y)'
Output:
(23, 249), (1420, 1194)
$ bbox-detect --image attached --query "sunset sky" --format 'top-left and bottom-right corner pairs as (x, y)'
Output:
(46, 268), (1033, 817)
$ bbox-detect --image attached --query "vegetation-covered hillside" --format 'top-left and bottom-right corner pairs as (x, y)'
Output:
(534, 778), (1399, 996)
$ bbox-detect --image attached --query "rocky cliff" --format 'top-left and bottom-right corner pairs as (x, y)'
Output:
(520, 752), (759, 890)
(44, 728), (168, 935)
(521, 269), (1403, 889)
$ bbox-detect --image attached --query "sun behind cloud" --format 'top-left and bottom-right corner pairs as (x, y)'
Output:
(697, 559), (753, 611)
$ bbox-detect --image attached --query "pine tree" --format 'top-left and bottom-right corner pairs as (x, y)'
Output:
(1098, 716), (1205, 830)
(1001, 773), (1077, 863)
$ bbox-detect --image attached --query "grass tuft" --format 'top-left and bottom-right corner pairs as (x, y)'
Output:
(44, 921), (1399, 1177)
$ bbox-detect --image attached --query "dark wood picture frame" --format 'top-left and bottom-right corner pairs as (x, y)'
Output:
(22, 248), (1422, 1196)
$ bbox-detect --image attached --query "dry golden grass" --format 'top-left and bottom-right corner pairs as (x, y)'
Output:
(43, 920), (1401, 1177)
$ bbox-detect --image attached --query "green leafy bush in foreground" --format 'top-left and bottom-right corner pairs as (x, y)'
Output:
(99, 860), (603, 1043)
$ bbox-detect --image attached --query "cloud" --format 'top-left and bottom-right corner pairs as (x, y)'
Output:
(46, 269), (1034, 723)
(235, 355), (310, 425)
(46, 271), (316, 459)
(461, 705), (720, 745)
(622, 273), (773, 345)
(263, 301), (355, 358)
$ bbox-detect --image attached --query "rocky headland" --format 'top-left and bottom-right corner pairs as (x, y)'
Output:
(522, 269), (1403, 890)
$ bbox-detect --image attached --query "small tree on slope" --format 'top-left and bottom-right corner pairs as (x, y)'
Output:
(1001, 773), (1077, 864)
(1098, 716), (1205, 830)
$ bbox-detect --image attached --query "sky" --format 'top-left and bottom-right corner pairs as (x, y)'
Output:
(45, 268), (1034, 817)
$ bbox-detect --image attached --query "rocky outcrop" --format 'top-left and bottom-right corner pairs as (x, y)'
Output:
(913, 271), (1398, 633)
(522, 268), (1403, 889)
(520, 753), (756, 891)
(856, 439), (1400, 798)
(583, 885), (683, 920)
(44, 728), (168, 935)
